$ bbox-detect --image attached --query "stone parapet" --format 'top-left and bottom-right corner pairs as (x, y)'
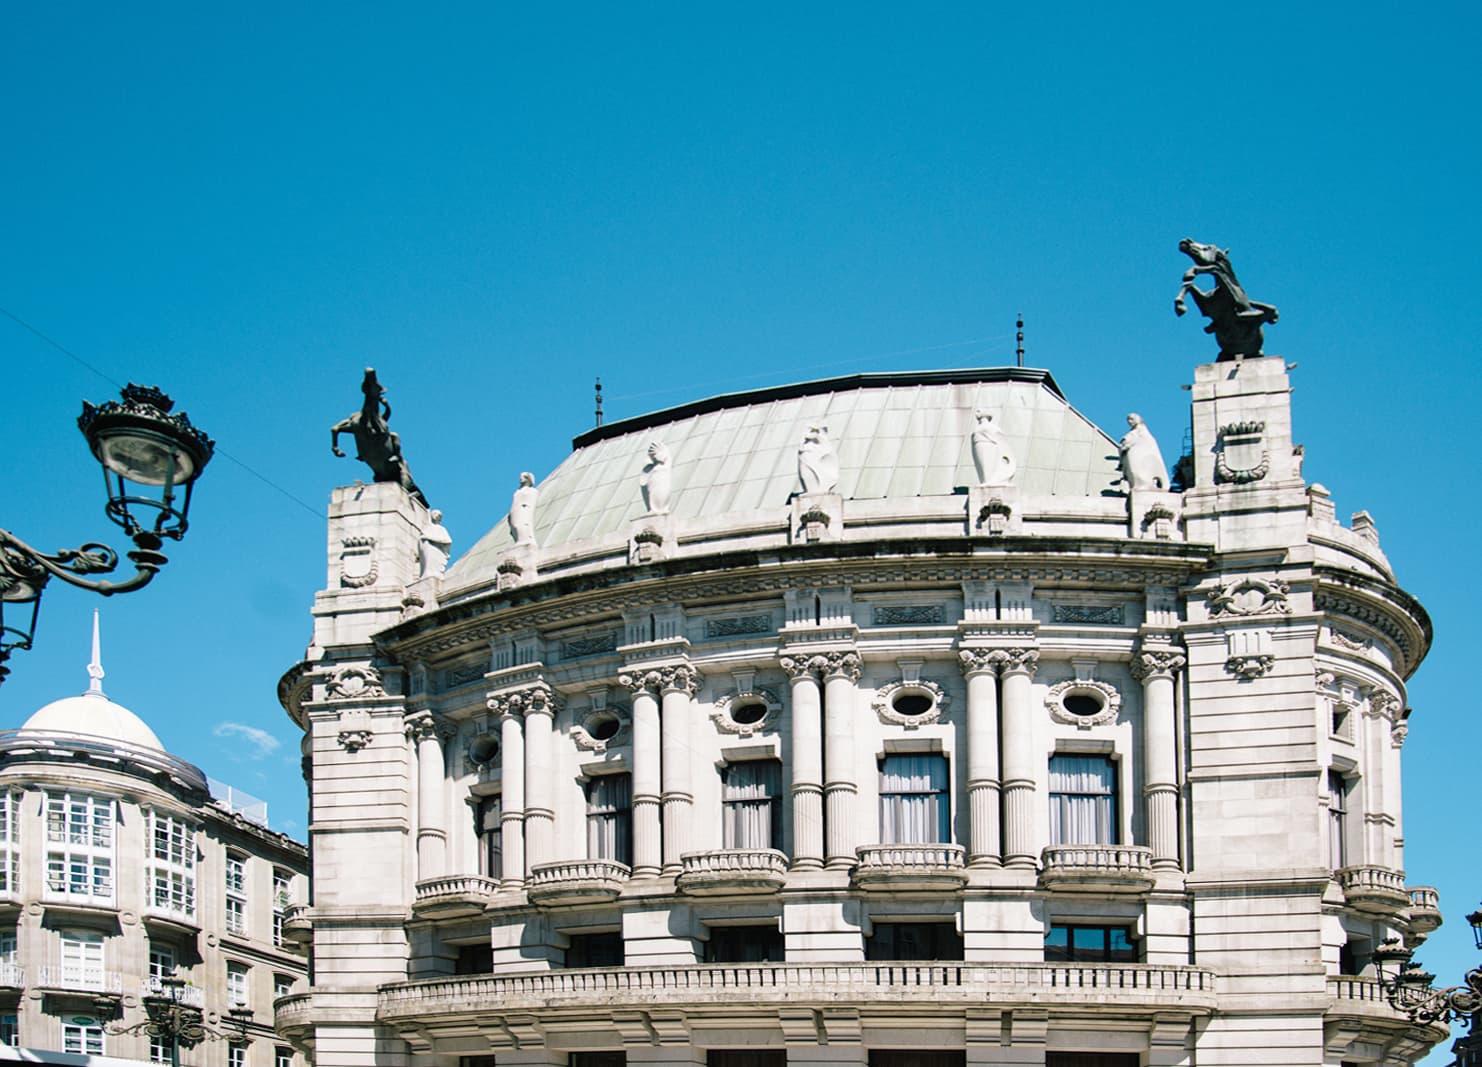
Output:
(1336, 865), (1409, 915)
(852, 844), (968, 892)
(412, 874), (501, 918)
(1039, 844), (1155, 894)
(676, 849), (787, 896)
(527, 859), (630, 907)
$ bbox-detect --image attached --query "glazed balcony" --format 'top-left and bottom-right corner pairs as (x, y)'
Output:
(853, 844), (968, 892)
(141, 977), (205, 1008)
(1039, 844), (1155, 894)
(36, 965), (124, 994)
(414, 875), (502, 918)
(1406, 886), (1442, 935)
(527, 860), (629, 907)
(378, 961), (1218, 1029)
(0, 962), (22, 989)
(677, 849), (788, 896)
(281, 902), (313, 944)
(1336, 866), (1409, 915)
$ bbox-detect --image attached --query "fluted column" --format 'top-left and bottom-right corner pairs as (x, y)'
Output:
(619, 669), (663, 878)
(405, 711), (450, 880)
(486, 694), (526, 886)
(659, 664), (701, 873)
(999, 648), (1039, 867)
(1133, 647), (1185, 869)
(958, 648), (1007, 866)
(781, 655), (824, 870)
(823, 650), (862, 869)
(516, 684), (559, 869)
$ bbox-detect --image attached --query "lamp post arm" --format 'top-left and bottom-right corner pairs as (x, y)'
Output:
(0, 527), (166, 596)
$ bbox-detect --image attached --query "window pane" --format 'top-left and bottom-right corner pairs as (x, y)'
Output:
(879, 755), (949, 844)
(1048, 756), (1117, 845)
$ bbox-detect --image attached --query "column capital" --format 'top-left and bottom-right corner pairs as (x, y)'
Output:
(619, 662), (701, 696)
(403, 709), (453, 742)
(486, 681), (561, 719)
(999, 647), (1039, 676)
(1131, 647), (1187, 682)
(821, 649), (861, 682)
(780, 649), (860, 681)
(958, 647), (1009, 677)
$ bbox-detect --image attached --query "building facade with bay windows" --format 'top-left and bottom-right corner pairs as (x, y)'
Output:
(276, 354), (1446, 1066)
(0, 639), (309, 1067)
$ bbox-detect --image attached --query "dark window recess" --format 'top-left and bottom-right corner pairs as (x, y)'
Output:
(864, 922), (963, 961)
(1339, 941), (1363, 976)
(462, 1058), (497, 1067)
(566, 931), (624, 968)
(570, 1055), (626, 1067)
(868, 1053), (966, 1067)
(1044, 925), (1138, 963)
(730, 700), (768, 725)
(454, 943), (492, 974)
(1045, 1055), (1139, 1067)
(705, 924), (784, 963)
(708, 1052), (787, 1067)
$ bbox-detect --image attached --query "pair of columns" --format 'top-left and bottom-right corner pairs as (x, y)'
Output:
(781, 650), (862, 870)
(617, 664), (702, 878)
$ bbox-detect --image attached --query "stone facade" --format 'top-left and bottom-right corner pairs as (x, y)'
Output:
(278, 362), (1445, 1066)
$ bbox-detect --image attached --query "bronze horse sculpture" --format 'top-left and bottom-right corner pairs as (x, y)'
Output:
(1174, 238), (1279, 361)
(331, 368), (428, 506)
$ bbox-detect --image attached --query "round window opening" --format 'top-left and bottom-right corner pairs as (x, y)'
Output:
(731, 700), (768, 726)
(586, 713), (621, 741)
(1063, 692), (1106, 718)
(469, 735), (500, 764)
(891, 692), (935, 718)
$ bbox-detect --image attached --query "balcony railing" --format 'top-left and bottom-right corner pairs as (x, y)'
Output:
(1336, 866), (1409, 915)
(141, 978), (205, 1008)
(527, 859), (630, 907)
(0, 962), (22, 988)
(677, 849), (787, 896)
(378, 961), (1218, 1024)
(281, 902), (312, 944)
(1040, 844), (1155, 894)
(36, 965), (124, 994)
(413, 874), (503, 917)
(853, 844), (968, 892)
(1406, 885), (1443, 935)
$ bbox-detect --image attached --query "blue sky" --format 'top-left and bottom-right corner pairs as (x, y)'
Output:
(3, 4), (1479, 1055)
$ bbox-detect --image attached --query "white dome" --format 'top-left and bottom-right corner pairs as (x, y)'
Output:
(20, 691), (165, 752)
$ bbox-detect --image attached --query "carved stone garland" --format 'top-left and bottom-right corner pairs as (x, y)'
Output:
(1206, 577), (1291, 617)
(326, 664), (385, 701)
(1224, 654), (1275, 679)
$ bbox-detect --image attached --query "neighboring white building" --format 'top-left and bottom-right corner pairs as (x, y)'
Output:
(277, 357), (1446, 1066)
(1, 624), (309, 1067)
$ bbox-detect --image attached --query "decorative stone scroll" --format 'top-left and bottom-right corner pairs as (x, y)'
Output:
(1207, 577), (1291, 617)
(1224, 654), (1275, 679)
(334, 708), (374, 752)
(326, 664), (385, 701)
(1045, 678), (1121, 729)
(873, 678), (949, 729)
(1130, 649), (1186, 682)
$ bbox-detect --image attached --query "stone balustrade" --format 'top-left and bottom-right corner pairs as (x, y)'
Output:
(141, 977), (205, 1008)
(1326, 976), (1441, 1032)
(527, 859), (630, 907)
(1336, 866), (1409, 915)
(36, 965), (124, 994)
(378, 962), (1218, 1025)
(1406, 885), (1443, 935)
(281, 902), (313, 943)
(274, 992), (314, 1041)
(1039, 844), (1155, 894)
(853, 843), (968, 891)
(413, 874), (503, 918)
(676, 849), (787, 896)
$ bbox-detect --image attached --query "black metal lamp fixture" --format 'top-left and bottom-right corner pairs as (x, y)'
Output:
(0, 384), (213, 683)
(1371, 906), (1482, 1026)
(95, 977), (253, 1067)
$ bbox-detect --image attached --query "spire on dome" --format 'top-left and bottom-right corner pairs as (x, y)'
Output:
(86, 609), (105, 698)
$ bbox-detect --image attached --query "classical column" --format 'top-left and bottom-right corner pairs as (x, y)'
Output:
(958, 648), (1007, 866)
(998, 648), (1039, 868)
(517, 684), (558, 869)
(781, 655), (824, 870)
(659, 664), (701, 873)
(823, 650), (862, 869)
(486, 694), (527, 886)
(1132, 647), (1185, 869)
(619, 669), (663, 878)
(405, 711), (450, 881)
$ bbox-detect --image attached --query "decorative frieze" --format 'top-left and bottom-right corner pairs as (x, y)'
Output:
(704, 614), (773, 639)
(560, 631), (621, 660)
(444, 664), (486, 690)
(1051, 604), (1124, 625)
(873, 605), (945, 626)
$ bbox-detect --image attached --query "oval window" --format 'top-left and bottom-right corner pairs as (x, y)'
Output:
(731, 700), (768, 725)
(892, 692), (934, 717)
(1063, 693), (1104, 718)
(469, 735), (500, 764)
(586, 713), (621, 741)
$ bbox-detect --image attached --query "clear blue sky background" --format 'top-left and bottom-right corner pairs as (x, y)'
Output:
(3, 4), (1477, 1057)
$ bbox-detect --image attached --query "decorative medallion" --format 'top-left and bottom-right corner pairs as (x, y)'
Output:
(338, 536), (378, 588)
(873, 679), (949, 729)
(710, 687), (782, 738)
(1207, 577), (1291, 617)
(1141, 503), (1177, 540)
(1215, 421), (1270, 484)
(1224, 654), (1275, 679)
(325, 664), (385, 701)
(1045, 679), (1121, 729)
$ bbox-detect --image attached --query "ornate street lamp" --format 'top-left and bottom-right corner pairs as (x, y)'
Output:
(1372, 908), (1482, 1030)
(94, 978), (253, 1067)
(0, 384), (213, 683)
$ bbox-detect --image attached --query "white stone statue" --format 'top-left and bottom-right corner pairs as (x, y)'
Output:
(970, 411), (1016, 487)
(797, 425), (839, 495)
(641, 442), (672, 514)
(508, 472), (538, 545)
(418, 509), (452, 579)
(1119, 413), (1168, 490)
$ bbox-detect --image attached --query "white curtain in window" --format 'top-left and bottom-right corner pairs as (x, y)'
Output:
(722, 761), (781, 848)
(879, 755), (949, 844)
(1048, 756), (1117, 845)
(586, 775), (631, 864)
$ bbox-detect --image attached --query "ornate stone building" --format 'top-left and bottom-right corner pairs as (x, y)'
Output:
(1, 628), (309, 1067)
(277, 357), (1445, 1066)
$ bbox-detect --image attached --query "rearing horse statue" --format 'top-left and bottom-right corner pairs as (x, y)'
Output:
(331, 368), (428, 506)
(1174, 238), (1279, 361)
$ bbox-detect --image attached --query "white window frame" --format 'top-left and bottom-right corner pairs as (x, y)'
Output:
(45, 793), (114, 903)
(226, 961), (249, 1008)
(59, 928), (105, 990)
(721, 760), (783, 850)
(228, 1043), (246, 1067)
(272, 869), (291, 948)
(62, 1018), (104, 1055)
(225, 853), (247, 935)
(0, 793), (18, 897)
(1048, 754), (1120, 846)
(147, 811), (197, 919)
(878, 754), (951, 845)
